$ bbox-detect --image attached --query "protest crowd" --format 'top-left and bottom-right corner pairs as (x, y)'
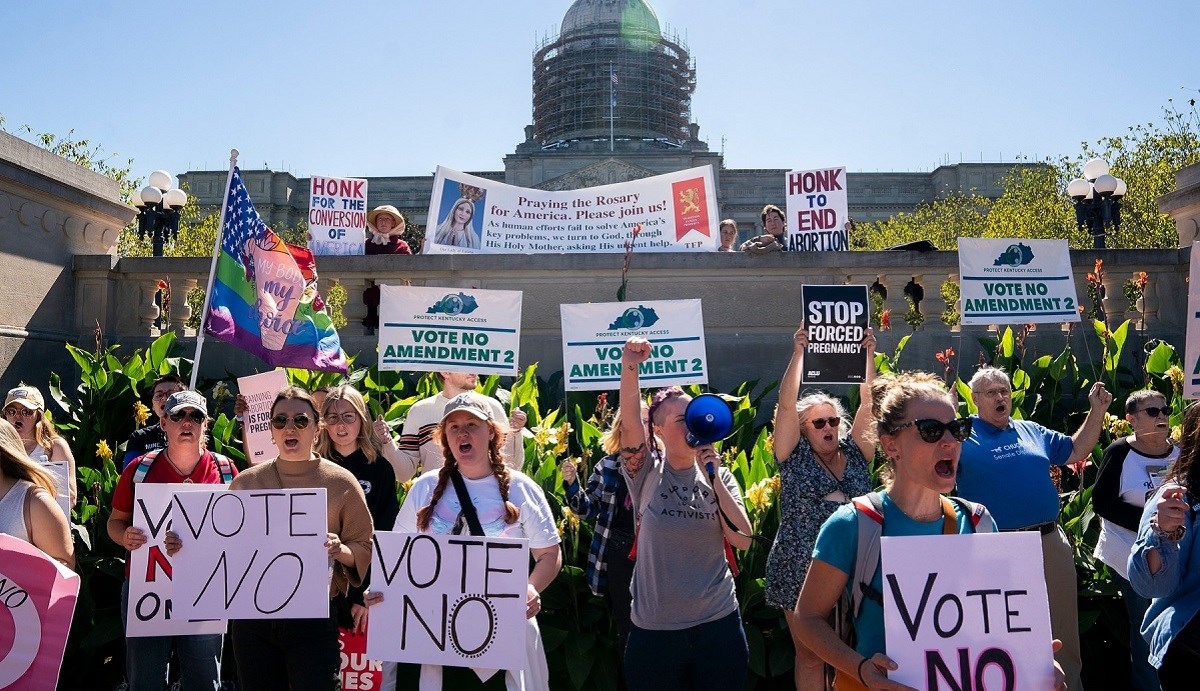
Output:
(3, 160), (1197, 691)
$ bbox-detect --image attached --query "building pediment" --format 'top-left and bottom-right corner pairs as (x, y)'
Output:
(536, 158), (659, 190)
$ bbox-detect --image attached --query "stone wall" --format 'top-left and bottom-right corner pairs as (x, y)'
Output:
(0, 131), (133, 393)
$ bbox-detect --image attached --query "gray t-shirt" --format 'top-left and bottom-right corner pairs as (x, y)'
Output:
(622, 452), (744, 630)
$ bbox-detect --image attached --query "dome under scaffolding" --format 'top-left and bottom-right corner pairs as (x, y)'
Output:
(533, 0), (696, 147)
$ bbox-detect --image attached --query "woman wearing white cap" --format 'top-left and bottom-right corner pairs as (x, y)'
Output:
(4, 384), (76, 507)
(378, 391), (561, 690)
(366, 205), (413, 255)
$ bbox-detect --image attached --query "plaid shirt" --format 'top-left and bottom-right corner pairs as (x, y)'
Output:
(565, 453), (632, 597)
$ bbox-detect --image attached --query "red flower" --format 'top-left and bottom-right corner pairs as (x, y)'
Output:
(935, 347), (955, 364)
(879, 309), (892, 331)
(156, 279), (168, 291)
(1094, 259), (1103, 275)
(1136, 272), (1149, 290)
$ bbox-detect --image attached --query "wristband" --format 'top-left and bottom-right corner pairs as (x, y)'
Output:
(1151, 515), (1186, 542)
(857, 657), (871, 685)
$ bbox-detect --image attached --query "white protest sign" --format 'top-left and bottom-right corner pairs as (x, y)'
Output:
(378, 285), (522, 376)
(237, 370), (289, 464)
(0, 534), (79, 691)
(561, 300), (708, 391)
(127, 483), (227, 637)
(958, 238), (1081, 325)
(423, 165), (718, 254)
(881, 532), (1055, 690)
(309, 175), (367, 256)
(1185, 242), (1200, 399)
(367, 532), (528, 673)
(171, 488), (330, 620)
(785, 166), (849, 251)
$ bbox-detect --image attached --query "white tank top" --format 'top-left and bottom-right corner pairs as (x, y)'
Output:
(0, 480), (32, 542)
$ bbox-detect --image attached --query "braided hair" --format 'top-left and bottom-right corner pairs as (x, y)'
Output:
(416, 416), (520, 531)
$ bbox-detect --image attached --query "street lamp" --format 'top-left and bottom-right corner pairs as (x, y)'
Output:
(1065, 158), (1126, 249)
(132, 170), (188, 256)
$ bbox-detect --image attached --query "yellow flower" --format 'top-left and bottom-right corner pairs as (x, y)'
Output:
(552, 422), (572, 456)
(1105, 413), (1131, 437)
(745, 477), (776, 512)
(769, 474), (781, 494)
(133, 401), (151, 427)
(401, 480), (414, 494)
(1171, 425), (1182, 443)
(1166, 365), (1185, 392)
(531, 425), (553, 448)
(96, 440), (113, 462)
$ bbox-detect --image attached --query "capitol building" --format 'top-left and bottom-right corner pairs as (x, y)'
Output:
(180, 0), (1028, 244)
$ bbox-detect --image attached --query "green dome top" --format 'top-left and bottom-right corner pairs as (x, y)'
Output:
(560, 0), (661, 39)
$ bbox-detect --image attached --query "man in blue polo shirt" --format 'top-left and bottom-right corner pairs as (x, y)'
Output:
(957, 366), (1110, 691)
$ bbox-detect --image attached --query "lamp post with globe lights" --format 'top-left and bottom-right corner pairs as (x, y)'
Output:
(132, 170), (188, 256)
(1065, 158), (1126, 249)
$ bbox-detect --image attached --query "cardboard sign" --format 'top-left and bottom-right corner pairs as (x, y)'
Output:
(171, 488), (331, 620)
(958, 238), (1081, 325)
(378, 286), (522, 376)
(881, 532), (1055, 690)
(785, 166), (849, 252)
(366, 532), (528, 673)
(339, 628), (383, 690)
(422, 165), (718, 254)
(126, 483), (228, 637)
(309, 175), (367, 256)
(1185, 242), (1200, 398)
(237, 370), (289, 464)
(0, 533), (79, 691)
(561, 300), (708, 391)
(801, 285), (870, 385)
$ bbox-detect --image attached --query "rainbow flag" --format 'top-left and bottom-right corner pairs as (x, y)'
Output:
(204, 167), (348, 373)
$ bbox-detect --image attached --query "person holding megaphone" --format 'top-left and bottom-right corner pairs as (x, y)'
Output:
(617, 336), (752, 691)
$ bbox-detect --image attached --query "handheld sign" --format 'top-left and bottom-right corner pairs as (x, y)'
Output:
(309, 175), (367, 256)
(881, 532), (1055, 690)
(378, 286), (522, 376)
(0, 533), (79, 691)
(1185, 242), (1200, 398)
(958, 238), (1081, 326)
(561, 299), (708, 391)
(801, 285), (870, 385)
(171, 488), (330, 621)
(423, 165), (718, 254)
(785, 166), (849, 252)
(127, 484), (228, 637)
(339, 628), (383, 690)
(366, 532), (529, 675)
(237, 370), (289, 464)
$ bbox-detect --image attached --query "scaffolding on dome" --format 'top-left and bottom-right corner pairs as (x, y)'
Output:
(532, 25), (696, 147)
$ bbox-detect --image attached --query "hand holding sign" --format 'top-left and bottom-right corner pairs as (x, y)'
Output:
(792, 322), (809, 353)
(860, 653), (914, 691)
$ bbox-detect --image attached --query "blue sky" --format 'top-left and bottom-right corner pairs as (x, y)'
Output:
(2, 1), (1196, 183)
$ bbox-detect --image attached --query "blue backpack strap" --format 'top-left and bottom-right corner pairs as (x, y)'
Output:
(132, 449), (162, 483)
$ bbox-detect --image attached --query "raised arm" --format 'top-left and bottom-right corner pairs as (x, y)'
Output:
(1070, 382), (1113, 461)
(618, 337), (652, 476)
(851, 328), (877, 460)
(773, 324), (807, 463)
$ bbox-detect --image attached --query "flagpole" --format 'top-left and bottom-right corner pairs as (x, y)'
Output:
(189, 148), (240, 390)
(609, 61), (614, 152)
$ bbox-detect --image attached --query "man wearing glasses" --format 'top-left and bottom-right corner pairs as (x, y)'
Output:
(107, 390), (237, 691)
(122, 374), (185, 469)
(957, 366), (1112, 691)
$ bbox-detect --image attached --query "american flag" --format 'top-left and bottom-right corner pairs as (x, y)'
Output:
(611, 70), (618, 85)
(221, 167), (270, 271)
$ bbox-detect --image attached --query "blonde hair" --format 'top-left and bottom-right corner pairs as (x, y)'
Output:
(417, 417), (519, 531)
(869, 371), (955, 484)
(316, 385), (384, 463)
(0, 420), (56, 494)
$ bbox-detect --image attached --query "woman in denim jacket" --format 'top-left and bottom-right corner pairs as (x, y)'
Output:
(1129, 402), (1200, 690)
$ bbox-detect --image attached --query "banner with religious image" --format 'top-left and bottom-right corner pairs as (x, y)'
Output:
(423, 165), (718, 254)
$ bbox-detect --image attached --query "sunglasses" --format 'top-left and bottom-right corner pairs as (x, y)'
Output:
(323, 412), (359, 426)
(1138, 406), (1170, 418)
(892, 417), (972, 443)
(3, 407), (35, 418)
(271, 414), (313, 430)
(168, 410), (207, 424)
(810, 417), (841, 430)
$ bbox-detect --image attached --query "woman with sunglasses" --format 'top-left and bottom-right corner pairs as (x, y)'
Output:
(766, 323), (875, 691)
(4, 385), (76, 508)
(794, 372), (1012, 690)
(1128, 402), (1200, 690)
(1093, 390), (1176, 690)
(617, 337), (753, 691)
(0, 420), (74, 568)
(223, 386), (374, 691)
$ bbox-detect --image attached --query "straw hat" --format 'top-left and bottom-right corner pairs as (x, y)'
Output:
(367, 205), (405, 230)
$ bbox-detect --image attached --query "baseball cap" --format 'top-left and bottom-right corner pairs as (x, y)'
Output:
(441, 392), (493, 424)
(5, 385), (45, 411)
(164, 390), (208, 416)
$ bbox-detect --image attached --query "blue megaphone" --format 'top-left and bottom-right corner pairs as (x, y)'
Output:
(684, 394), (734, 448)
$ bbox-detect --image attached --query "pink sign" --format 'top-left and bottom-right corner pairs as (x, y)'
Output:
(0, 533), (79, 691)
(339, 627), (383, 690)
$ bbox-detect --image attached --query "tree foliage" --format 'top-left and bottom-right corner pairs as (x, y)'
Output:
(853, 103), (1200, 250)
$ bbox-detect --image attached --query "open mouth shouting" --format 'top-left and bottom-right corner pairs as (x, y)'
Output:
(935, 459), (956, 479)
